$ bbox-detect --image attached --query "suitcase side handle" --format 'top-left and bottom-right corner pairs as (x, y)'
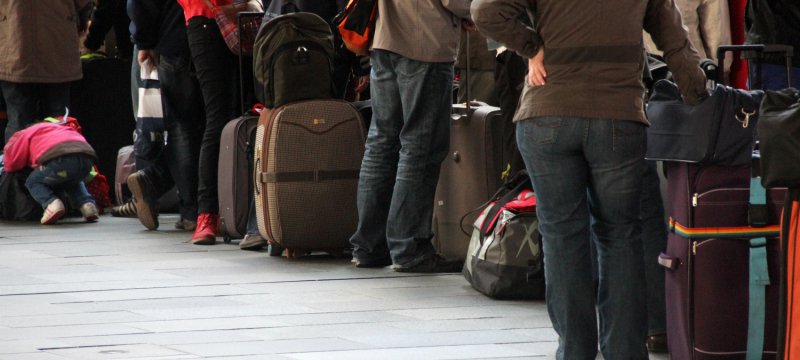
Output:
(658, 252), (679, 271)
(254, 156), (261, 195)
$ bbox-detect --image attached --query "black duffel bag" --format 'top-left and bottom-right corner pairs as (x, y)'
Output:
(0, 156), (43, 221)
(645, 79), (763, 166)
(759, 88), (800, 188)
(463, 173), (545, 300)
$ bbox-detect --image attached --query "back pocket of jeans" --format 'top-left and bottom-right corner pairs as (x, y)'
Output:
(531, 117), (562, 145)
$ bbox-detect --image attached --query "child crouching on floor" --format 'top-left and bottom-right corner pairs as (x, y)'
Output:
(3, 122), (99, 224)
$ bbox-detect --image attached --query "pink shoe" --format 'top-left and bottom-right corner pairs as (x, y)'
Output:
(41, 199), (66, 225)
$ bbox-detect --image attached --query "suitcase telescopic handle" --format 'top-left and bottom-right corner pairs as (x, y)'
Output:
(716, 44), (794, 86)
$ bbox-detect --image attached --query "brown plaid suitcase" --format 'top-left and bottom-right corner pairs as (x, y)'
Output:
(254, 99), (365, 257)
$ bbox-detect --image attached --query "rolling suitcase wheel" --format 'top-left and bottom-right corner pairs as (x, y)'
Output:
(268, 244), (283, 257)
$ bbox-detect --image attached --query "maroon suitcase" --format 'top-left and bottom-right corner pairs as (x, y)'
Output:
(660, 44), (794, 359)
(217, 114), (259, 242)
(661, 162), (785, 359)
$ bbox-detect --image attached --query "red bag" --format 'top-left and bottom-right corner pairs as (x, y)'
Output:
(334, 0), (377, 56)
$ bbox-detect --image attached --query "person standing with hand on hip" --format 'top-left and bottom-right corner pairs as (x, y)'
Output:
(472, 0), (708, 358)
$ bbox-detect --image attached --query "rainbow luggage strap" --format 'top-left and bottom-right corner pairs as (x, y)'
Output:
(669, 219), (780, 238)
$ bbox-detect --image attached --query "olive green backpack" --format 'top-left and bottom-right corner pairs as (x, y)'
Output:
(253, 12), (335, 107)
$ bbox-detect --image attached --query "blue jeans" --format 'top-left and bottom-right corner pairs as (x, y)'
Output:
(517, 116), (648, 360)
(349, 50), (453, 266)
(749, 63), (800, 91)
(639, 160), (667, 336)
(26, 154), (95, 208)
(590, 160), (666, 336)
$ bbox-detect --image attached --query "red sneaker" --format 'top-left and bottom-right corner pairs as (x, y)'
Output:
(191, 212), (219, 245)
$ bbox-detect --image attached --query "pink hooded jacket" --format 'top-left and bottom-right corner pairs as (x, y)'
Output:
(3, 123), (97, 173)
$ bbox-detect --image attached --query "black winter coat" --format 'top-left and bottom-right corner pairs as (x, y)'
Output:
(745, 0), (800, 67)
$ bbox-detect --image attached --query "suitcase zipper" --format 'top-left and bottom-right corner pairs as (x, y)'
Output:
(693, 188), (750, 207)
(692, 241), (697, 255)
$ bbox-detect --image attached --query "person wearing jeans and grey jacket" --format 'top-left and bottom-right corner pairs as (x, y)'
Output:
(349, 0), (472, 272)
(472, 0), (708, 358)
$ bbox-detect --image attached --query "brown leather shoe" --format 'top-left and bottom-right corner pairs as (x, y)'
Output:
(646, 333), (668, 353)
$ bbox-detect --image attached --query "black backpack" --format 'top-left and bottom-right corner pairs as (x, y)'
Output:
(0, 156), (43, 221)
(253, 12), (335, 107)
(263, 0), (338, 22)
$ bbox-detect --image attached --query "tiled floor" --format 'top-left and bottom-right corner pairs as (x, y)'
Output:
(0, 214), (669, 359)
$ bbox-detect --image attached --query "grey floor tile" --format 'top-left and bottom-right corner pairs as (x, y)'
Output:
(387, 303), (544, 320)
(343, 329), (547, 348)
(42, 344), (190, 360)
(0, 324), (150, 340)
(246, 323), (417, 341)
(0, 311), (146, 328)
(0, 339), (73, 354)
(129, 316), (290, 333)
(168, 338), (368, 357)
(0, 352), (71, 360)
(282, 343), (535, 360)
(53, 330), (258, 348)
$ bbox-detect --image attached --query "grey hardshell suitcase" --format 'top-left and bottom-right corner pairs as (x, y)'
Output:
(218, 114), (260, 242)
(433, 103), (506, 259)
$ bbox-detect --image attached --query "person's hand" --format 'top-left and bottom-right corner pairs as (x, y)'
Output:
(527, 48), (546, 87)
(138, 49), (157, 66)
(462, 19), (477, 31)
(354, 75), (370, 94)
(77, 20), (90, 36)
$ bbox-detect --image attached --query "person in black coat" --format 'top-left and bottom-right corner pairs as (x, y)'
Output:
(120, 0), (204, 233)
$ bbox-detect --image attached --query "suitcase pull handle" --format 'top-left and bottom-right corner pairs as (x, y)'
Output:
(658, 253), (679, 271)
(254, 157), (261, 195)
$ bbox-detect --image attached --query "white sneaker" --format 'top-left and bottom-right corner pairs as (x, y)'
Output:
(239, 234), (267, 250)
(41, 199), (66, 225)
(80, 202), (99, 222)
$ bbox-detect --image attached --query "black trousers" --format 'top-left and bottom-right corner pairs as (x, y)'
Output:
(186, 17), (240, 214)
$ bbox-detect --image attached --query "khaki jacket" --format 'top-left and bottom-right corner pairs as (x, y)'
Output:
(0, 0), (91, 83)
(472, 0), (707, 124)
(644, 0), (732, 73)
(371, 0), (472, 63)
